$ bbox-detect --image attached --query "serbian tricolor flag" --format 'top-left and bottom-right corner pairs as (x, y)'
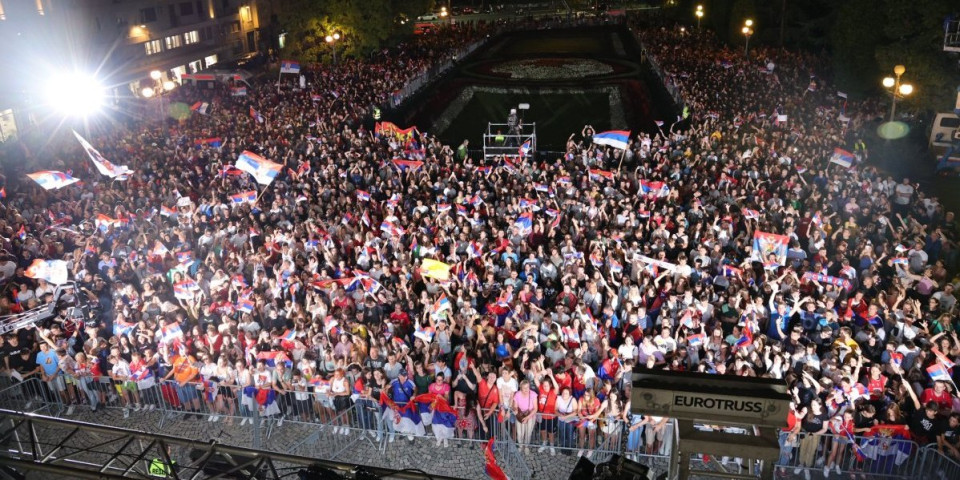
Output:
(742, 209), (760, 220)
(94, 214), (128, 232)
(752, 231), (789, 265)
(735, 328), (754, 350)
(256, 351), (292, 368)
(241, 386), (281, 417)
(231, 87), (247, 96)
(160, 205), (178, 217)
(467, 242), (483, 258)
(484, 438), (509, 480)
(722, 265), (742, 277)
(380, 221), (405, 238)
(592, 130), (630, 149)
(27, 170), (80, 190)
(229, 190), (257, 206)
(190, 102), (208, 114)
(356, 190), (371, 202)
(249, 107), (265, 123)
(160, 324), (184, 344)
(588, 169), (615, 183)
(113, 318), (137, 336)
(414, 322), (436, 343)
(392, 159), (424, 171)
(519, 139), (532, 158)
(281, 329), (298, 342)
(932, 347), (956, 370)
(237, 298), (255, 314)
(414, 394), (458, 440)
(829, 148), (855, 168)
(195, 137), (222, 148)
(16, 225), (26, 240)
(640, 180), (670, 197)
(280, 59), (301, 73)
(431, 293), (452, 317)
(688, 333), (705, 347)
(235, 151), (281, 185)
(378, 391), (425, 436)
(514, 211), (533, 235)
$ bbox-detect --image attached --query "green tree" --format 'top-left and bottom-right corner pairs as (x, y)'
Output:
(276, 0), (434, 62)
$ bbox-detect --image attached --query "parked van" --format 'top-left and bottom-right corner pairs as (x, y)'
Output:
(930, 112), (960, 170)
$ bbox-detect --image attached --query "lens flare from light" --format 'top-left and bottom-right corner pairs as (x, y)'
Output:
(46, 72), (106, 117)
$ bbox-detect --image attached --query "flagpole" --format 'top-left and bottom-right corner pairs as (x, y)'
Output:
(277, 67), (282, 94)
(616, 146), (626, 173)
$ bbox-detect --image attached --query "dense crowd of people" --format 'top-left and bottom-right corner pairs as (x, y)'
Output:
(0, 12), (958, 479)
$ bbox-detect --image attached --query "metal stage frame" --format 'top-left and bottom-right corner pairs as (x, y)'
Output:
(0, 409), (454, 480)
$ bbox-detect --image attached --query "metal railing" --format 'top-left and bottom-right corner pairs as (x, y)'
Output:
(7, 373), (960, 479)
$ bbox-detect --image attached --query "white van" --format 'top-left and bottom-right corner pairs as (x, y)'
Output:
(930, 112), (960, 170)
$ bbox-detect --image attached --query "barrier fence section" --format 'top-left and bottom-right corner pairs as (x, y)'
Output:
(775, 430), (923, 479)
(6, 373), (960, 479)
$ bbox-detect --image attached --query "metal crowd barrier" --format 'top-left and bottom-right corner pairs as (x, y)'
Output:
(9, 372), (960, 480)
(775, 430), (922, 479)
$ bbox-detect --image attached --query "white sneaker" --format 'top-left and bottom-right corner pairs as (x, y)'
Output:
(578, 449), (584, 457)
(407, 435), (413, 441)
(436, 438), (443, 447)
(550, 447), (556, 456)
(538, 444), (547, 453)
(389, 434), (395, 443)
(123, 408), (130, 419)
(214, 415), (222, 422)
(834, 465), (840, 475)
(24, 401), (33, 409)
(134, 404), (142, 411)
(149, 404), (156, 411)
(443, 439), (449, 448)
(277, 416), (284, 427)
(376, 433), (382, 442)
(824, 465), (830, 477)
(586, 451), (593, 459)
(66, 405), (75, 416)
(239, 418), (247, 426)
(260, 419), (266, 427)
(793, 468), (802, 475)
(207, 415), (214, 422)
(803, 471), (810, 480)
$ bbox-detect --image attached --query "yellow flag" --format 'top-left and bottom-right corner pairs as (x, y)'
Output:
(419, 258), (451, 281)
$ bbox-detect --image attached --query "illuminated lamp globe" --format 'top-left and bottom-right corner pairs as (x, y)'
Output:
(141, 87), (155, 98)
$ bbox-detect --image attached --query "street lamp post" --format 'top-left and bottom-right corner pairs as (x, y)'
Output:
(882, 65), (913, 122)
(742, 19), (754, 58)
(141, 70), (175, 119)
(695, 5), (703, 31)
(325, 33), (340, 65)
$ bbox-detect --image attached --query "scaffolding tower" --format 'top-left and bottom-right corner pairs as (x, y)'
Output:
(0, 409), (448, 480)
(482, 122), (536, 162)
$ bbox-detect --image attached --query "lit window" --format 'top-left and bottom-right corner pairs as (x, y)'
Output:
(184, 30), (199, 45)
(164, 34), (182, 50)
(144, 39), (163, 55)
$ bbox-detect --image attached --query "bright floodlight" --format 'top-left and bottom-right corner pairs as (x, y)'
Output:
(325, 35), (333, 43)
(150, 70), (162, 80)
(141, 87), (155, 98)
(333, 33), (340, 40)
(899, 84), (913, 96)
(163, 80), (176, 91)
(882, 77), (895, 88)
(46, 72), (106, 117)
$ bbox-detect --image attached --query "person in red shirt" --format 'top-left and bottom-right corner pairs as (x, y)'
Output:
(921, 380), (954, 413)
(537, 373), (559, 455)
(477, 370), (499, 440)
(861, 363), (887, 403)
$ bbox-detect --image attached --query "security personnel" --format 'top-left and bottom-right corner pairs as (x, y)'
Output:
(372, 107), (381, 121)
(148, 457), (176, 477)
(853, 137), (867, 159)
(494, 130), (505, 145)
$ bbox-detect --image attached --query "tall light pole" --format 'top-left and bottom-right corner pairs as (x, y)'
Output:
(695, 5), (703, 31)
(882, 65), (913, 122)
(325, 32), (340, 65)
(742, 19), (754, 58)
(141, 70), (175, 119)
